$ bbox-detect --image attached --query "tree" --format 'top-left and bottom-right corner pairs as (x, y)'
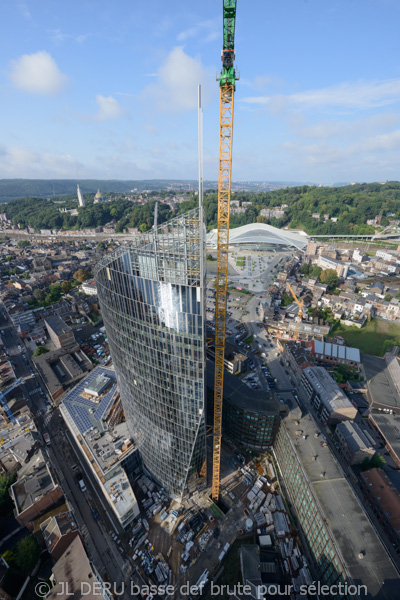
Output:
(14, 536), (40, 573)
(17, 240), (30, 248)
(97, 242), (105, 250)
(310, 265), (322, 278)
(300, 263), (311, 275)
(46, 283), (61, 303)
(33, 289), (45, 302)
(33, 346), (48, 357)
(0, 473), (16, 512)
(384, 294), (393, 302)
(320, 268), (339, 289)
(61, 280), (71, 293)
(73, 269), (91, 283)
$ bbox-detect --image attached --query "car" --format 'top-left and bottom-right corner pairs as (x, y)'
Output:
(285, 370), (289, 375)
(91, 508), (100, 520)
(0, 330), (4, 335)
(76, 328), (83, 332)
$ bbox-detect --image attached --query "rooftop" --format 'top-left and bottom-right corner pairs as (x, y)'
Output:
(60, 367), (135, 475)
(47, 536), (104, 600)
(41, 511), (79, 554)
(206, 359), (279, 416)
(10, 452), (59, 514)
(303, 366), (355, 415)
(361, 468), (400, 535)
(313, 340), (360, 363)
(336, 420), (375, 452)
(282, 412), (400, 599)
(369, 412), (400, 462)
(44, 315), (71, 336)
(363, 353), (400, 410)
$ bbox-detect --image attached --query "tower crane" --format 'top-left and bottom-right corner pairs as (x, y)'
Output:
(287, 283), (304, 340)
(212, 0), (239, 502)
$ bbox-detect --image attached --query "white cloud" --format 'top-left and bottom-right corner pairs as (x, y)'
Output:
(241, 79), (400, 112)
(143, 46), (214, 112)
(0, 145), (79, 177)
(9, 50), (67, 95)
(177, 18), (219, 43)
(16, 1), (31, 19)
(94, 95), (125, 121)
(49, 28), (90, 45)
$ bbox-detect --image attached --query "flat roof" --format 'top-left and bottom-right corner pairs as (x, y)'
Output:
(206, 359), (279, 416)
(44, 315), (71, 336)
(370, 412), (400, 461)
(282, 413), (400, 598)
(11, 455), (58, 514)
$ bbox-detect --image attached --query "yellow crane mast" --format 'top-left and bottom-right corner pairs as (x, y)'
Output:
(212, 0), (239, 502)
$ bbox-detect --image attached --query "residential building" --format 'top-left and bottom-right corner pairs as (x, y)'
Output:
(334, 420), (375, 464)
(361, 468), (400, 551)
(41, 511), (81, 561)
(301, 366), (357, 424)
(94, 209), (207, 499)
(9, 450), (64, 531)
(46, 536), (112, 600)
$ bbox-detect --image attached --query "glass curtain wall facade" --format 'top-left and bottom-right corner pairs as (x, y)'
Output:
(94, 209), (206, 499)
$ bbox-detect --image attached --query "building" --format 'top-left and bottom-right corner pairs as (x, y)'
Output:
(95, 209), (206, 500)
(206, 222), (308, 251)
(81, 279), (97, 295)
(9, 450), (64, 531)
(206, 341), (247, 375)
(206, 361), (280, 450)
(60, 367), (140, 529)
(334, 420), (375, 464)
(361, 468), (400, 551)
(77, 184), (85, 208)
(274, 412), (400, 598)
(364, 354), (400, 414)
(311, 340), (360, 369)
(46, 536), (112, 600)
(33, 346), (92, 402)
(93, 189), (103, 204)
(301, 366), (357, 424)
(41, 511), (81, 561)
(318, 254), (349, 278)
(45, 316), (76, 349)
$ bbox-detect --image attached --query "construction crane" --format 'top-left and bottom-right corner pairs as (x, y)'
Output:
(0, 378), (23, 425)
(287, 283), (304, 340)
(212, 0), (239, 502)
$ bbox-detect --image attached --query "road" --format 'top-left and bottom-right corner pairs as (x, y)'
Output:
(0, 304), (139, 597)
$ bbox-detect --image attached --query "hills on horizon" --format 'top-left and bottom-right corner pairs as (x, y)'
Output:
(0, 178), (355, 203)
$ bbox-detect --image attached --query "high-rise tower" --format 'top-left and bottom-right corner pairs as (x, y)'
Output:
(94, 209), (206, 499)
(77, 184), (85, 208)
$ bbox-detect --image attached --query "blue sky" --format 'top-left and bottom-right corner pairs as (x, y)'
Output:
(1, 0), (400, 183)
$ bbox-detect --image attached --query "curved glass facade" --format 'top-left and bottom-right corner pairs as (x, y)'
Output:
(94, 209), (206, 499)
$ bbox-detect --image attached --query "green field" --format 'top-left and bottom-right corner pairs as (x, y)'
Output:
(332, 319), (400, 356)
(236, 256), (245, 267)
